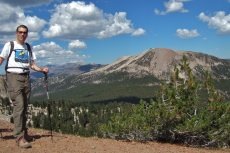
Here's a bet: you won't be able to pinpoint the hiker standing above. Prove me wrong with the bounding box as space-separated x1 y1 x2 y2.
0 25 49 148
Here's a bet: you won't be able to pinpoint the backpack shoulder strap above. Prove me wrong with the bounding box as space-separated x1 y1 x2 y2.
25 43 31 52
5 41 14 72
25 42 32 58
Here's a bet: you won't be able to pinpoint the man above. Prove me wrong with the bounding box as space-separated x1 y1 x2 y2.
0 25 49 148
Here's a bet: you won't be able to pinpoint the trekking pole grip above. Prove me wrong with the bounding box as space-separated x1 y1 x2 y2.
44 72 48 81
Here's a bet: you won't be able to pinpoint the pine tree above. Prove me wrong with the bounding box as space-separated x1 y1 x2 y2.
100 55 230 148
155 55 200 132
204 70 222 102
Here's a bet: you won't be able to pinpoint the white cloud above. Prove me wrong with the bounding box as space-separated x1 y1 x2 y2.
131 28 146 36
97 12 135 39
1 0 54 8
198 12 210 22
0 2 46 44
42 1 143 40
198 11 230 35
68 40 87 50
0 35 15 45
176 29 200 38
155 0 189 15
177 0 191 1
33 42 89 65
154 9 160 15
26 32 40 43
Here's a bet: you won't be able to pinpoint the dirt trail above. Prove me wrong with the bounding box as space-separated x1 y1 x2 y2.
0 120 229 153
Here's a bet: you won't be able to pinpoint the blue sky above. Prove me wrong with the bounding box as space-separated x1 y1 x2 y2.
0 0 230 74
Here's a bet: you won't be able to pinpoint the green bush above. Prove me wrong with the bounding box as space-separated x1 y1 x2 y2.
100 55 230 148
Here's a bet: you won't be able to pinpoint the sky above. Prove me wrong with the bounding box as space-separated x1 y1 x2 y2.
0 0 230 74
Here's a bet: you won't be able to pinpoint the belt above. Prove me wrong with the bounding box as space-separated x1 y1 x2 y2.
7 72 30 75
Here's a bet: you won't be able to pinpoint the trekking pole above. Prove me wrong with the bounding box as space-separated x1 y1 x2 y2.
44 72 53 142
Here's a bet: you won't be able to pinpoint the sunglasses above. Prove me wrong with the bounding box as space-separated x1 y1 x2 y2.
17 31 28 34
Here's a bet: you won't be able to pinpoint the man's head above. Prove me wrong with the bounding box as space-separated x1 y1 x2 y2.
16 25 28 44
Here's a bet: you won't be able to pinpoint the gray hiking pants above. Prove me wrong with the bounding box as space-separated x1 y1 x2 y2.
6 72 31 142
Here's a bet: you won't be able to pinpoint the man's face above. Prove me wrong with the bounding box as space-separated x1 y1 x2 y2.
16 27 28 43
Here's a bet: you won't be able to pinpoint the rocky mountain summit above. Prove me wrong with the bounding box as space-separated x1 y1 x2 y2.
89 48 230 80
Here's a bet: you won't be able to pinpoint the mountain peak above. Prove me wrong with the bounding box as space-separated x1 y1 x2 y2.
91 48 230 80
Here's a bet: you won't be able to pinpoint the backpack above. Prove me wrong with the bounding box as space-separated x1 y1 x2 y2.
5 41 32 72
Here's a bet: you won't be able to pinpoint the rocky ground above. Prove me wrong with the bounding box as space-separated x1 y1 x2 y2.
0 120 229 153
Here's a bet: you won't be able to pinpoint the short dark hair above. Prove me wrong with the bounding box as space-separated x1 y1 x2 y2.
16 25 29 33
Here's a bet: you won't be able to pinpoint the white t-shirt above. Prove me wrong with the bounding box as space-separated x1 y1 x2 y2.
0 41 36 73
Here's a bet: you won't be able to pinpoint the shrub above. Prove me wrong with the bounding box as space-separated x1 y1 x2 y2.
100 55 230 148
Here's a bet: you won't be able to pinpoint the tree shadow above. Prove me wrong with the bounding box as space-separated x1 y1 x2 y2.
0 128 14 140
0 128 52 141
90 96 157 104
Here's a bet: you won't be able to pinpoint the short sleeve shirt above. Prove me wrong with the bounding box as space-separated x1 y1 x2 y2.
0 41 36 73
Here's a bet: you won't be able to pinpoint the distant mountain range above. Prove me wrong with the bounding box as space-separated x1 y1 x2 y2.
1 48 229 102
30 63 104 81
